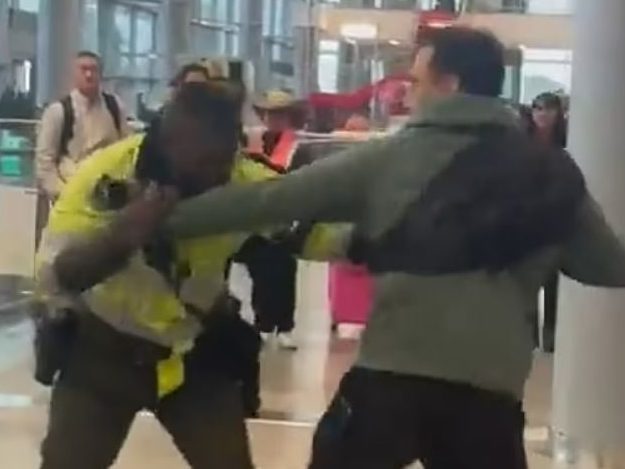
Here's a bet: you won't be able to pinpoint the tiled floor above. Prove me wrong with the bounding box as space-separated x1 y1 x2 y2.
0 264 601 468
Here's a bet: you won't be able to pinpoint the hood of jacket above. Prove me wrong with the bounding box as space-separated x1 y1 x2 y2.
410 94 519 130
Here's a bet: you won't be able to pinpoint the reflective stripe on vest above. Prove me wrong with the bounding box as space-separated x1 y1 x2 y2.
269 130 298 170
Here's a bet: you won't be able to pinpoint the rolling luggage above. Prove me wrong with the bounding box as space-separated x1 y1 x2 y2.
328 262 372 326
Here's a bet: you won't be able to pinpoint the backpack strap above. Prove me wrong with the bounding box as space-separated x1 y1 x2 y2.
102 92 122 135
58 93 122 159
351 126 586 275
58 95 74 159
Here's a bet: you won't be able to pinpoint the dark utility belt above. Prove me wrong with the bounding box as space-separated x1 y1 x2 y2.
33 292 254 386
74 313 171 366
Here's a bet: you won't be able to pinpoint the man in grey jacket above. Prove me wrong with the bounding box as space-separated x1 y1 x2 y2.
162 28 625 468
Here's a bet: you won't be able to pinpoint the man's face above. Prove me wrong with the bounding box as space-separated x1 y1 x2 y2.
74 56 101 97
161 115 237 197
409 46 459 112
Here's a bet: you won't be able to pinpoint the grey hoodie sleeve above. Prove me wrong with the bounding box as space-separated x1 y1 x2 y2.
169 141 381 239
561 196 625 287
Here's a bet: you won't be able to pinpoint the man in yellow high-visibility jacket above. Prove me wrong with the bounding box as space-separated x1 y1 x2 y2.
36 83 350 469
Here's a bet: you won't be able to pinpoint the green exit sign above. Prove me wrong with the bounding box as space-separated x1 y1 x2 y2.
0 155 22 177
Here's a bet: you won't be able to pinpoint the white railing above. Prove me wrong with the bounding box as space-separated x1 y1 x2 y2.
0 118 39 125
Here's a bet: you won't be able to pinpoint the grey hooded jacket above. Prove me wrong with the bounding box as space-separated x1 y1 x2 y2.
169 94 625 398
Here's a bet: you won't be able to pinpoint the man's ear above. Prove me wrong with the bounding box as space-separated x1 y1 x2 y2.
438 74 461 94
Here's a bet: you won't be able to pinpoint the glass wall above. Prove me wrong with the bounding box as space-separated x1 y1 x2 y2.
521 48 572 103
12 0 39 12
322 0 419 7
319 0 572 13
82 0 99 52
191 0 242 58
105 3 157 80
261 0 295 89
461 0 572 14
318 39 340 93
527 0 571 15
100 2 159 115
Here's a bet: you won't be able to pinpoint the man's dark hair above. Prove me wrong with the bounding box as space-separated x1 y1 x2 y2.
165 81 240 140
422 27 505 97
170 63 210 88
76 50 102 67
136 83 240 185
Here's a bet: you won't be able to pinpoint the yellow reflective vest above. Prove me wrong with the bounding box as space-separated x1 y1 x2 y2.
36 134 350 397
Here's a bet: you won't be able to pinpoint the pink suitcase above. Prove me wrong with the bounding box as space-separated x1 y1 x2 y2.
328 262 373 325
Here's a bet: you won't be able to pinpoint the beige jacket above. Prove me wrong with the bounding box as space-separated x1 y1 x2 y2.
36 89 129 198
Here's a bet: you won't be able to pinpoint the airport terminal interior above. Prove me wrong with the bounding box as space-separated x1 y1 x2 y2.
2 0 625 468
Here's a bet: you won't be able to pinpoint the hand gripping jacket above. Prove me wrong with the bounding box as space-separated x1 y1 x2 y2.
36 134 350 397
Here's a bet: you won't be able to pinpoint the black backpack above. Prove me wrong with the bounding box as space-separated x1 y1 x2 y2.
349 125 587 275
57 92 122 157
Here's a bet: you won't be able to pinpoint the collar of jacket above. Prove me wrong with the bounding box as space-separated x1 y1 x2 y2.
409 94 518 129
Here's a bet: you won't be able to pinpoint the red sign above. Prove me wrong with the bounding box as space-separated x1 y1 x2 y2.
308 74 412 111
415 10 457 45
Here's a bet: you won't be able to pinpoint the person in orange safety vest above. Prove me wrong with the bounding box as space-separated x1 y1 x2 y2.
233 90 308 350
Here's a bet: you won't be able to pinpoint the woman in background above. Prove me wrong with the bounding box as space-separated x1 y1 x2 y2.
530 92 567 149
528 92 568 352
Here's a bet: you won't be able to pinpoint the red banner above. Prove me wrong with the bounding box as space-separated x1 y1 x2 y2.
415 9 457 45
308 74 412 111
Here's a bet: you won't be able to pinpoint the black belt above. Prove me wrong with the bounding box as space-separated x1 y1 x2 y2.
75 313 172 366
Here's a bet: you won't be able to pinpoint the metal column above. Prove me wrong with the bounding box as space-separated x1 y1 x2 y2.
293 0 317 97
158 0 192 83
36 0 83 105
240 0 264 92
0 0 10 92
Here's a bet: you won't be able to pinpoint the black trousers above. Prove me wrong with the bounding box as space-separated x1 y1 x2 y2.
310 368 527 469
234 236 297 333
40 314 253 469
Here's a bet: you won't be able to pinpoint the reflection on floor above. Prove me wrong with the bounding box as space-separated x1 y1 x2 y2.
0 263 574 468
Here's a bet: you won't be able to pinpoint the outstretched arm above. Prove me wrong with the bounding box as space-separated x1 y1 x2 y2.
561 196 625 287
53 187 177 293
169 140 384 239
